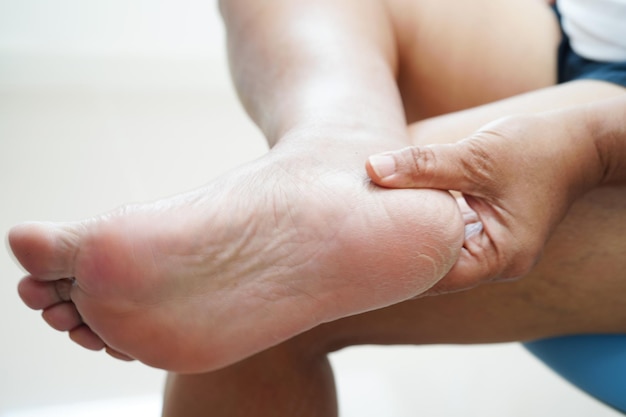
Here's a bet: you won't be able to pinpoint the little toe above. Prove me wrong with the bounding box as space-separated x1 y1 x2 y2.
18 277 75 310
69 325 106 351
42 302 82 331
8 222 81 280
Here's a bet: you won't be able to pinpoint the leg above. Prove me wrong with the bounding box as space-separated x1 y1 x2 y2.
8 0 564 373
163 341 338 417
7 0 619 379
11 0 474 374
9 0 562 376
388 0 561 120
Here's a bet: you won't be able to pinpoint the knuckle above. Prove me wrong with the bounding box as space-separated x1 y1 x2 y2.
403 146 438 182
461 139 495 186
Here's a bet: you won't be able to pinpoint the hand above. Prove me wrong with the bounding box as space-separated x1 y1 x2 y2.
366 113 602 293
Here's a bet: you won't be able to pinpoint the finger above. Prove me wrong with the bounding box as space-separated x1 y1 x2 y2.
424 252 493 296
423 221 504 295
366 143 481 192
457 196 480 226
426 214 539 295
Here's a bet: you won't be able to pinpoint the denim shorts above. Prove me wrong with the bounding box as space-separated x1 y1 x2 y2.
554 6 626 87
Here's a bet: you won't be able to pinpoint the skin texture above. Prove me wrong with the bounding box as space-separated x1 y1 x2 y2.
162 89 626 416
9 0 467 373
9 150 462 372
6 0 626 414
161 0 626 416
368 95 626 290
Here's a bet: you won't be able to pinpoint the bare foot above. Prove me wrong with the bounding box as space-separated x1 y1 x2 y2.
8 148 463 372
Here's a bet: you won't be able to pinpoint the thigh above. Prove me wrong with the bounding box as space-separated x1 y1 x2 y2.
386 0 561 120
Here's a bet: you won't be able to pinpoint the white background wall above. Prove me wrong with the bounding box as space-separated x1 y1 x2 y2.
0 1 621 416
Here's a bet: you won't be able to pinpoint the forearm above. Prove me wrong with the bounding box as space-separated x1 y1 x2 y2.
219 0 408 152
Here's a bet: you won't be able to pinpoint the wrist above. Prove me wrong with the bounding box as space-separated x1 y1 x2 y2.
263 87 409 149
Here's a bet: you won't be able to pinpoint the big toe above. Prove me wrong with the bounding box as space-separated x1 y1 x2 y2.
8 222 81 280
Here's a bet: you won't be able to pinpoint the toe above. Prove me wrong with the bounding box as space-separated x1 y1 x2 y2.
69 325 106 351
106 347 135 361
18 277 75 310
8 222 81 280
42 302 82 331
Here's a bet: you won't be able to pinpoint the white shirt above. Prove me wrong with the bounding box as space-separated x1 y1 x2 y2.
558 0 626 62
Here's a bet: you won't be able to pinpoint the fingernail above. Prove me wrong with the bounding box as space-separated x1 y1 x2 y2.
464 221 483 238
368 154 396 179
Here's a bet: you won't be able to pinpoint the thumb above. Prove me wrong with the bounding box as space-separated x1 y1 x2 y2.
366 143 476 192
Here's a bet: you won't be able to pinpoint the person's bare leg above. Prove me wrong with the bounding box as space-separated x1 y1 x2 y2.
13 80 621 376
387 0 561 121
8 0 568 374
162 340 338 417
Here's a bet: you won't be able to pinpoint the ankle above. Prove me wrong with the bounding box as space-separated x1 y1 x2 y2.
270 125 411 167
